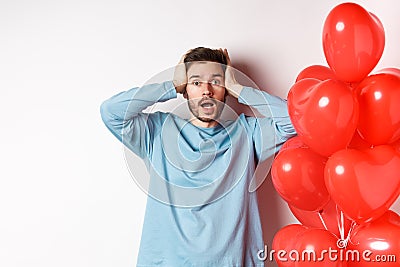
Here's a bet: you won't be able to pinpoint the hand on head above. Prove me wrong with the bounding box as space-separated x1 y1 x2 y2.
173 54 188 94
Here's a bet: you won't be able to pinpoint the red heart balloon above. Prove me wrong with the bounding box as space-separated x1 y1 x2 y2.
375 67 400 78
296 65 337 82
369 11 385 37
356 73 400 145
325 145 400 224
288 79 359 157
294 228 344 267
289 199 353 238
322 3 385 82
271 146 330 211
272 224 308 267
280 136 307 151
347 210 400 267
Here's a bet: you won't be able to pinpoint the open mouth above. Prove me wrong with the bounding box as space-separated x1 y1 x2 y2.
199 99 217 115
200 102 215 108
199 98 216 107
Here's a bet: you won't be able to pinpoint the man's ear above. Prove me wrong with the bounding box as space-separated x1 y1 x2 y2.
183 89 188 99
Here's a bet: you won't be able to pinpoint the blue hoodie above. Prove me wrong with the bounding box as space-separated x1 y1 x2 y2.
100 81 295 266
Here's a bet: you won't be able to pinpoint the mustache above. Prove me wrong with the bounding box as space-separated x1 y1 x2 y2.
198 97 218 105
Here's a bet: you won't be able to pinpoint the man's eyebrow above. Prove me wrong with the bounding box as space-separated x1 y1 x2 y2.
188 74 201 80
188 74 224 80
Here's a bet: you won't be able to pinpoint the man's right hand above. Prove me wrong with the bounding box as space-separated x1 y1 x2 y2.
173 54 187 94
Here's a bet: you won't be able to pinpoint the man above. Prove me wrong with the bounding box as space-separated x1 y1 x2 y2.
100 47 295 266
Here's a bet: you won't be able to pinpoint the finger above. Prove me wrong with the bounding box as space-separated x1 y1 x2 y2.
178 54 185 64
223 48 231 66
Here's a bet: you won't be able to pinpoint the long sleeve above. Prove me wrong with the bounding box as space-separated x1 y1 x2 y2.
238 87 296 161
100 81 177 158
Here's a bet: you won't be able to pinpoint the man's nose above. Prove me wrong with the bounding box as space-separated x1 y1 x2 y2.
202 82 213 96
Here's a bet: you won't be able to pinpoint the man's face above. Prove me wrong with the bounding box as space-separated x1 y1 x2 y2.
185 61 226 126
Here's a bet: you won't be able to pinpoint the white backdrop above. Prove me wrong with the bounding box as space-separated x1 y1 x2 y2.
1 0 400 266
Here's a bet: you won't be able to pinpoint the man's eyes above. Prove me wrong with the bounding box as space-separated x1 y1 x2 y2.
210 79 221 85
191 80 221 86
192 81 202 86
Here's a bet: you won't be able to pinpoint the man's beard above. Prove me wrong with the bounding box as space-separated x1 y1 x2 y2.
187 97 226 123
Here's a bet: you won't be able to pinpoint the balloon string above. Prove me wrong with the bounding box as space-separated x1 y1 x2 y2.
317 211 328 231
345 221 357 245
338 208 345 240
335 206 348 249
335 208 357 249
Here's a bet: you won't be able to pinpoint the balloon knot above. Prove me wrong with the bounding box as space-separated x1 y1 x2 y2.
336 239 348 249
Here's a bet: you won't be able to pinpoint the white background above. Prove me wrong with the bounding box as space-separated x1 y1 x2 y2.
1 0 400 266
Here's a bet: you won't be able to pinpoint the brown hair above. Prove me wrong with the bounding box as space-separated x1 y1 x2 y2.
184 47 227 71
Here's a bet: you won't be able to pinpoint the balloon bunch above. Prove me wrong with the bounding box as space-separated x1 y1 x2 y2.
271 3 400 267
